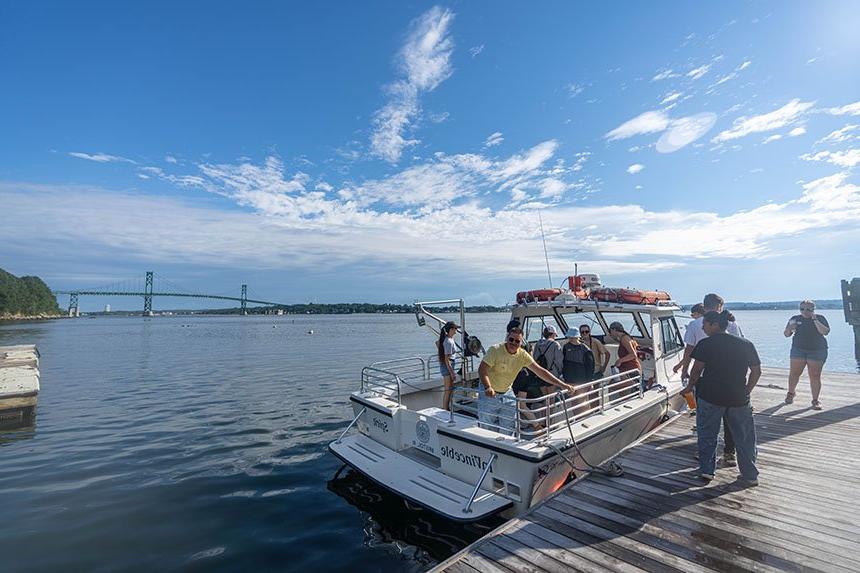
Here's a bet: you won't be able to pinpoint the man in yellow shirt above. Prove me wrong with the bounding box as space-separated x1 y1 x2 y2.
478 327 572 435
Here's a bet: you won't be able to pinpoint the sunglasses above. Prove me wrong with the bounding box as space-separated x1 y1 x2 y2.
580 329 590 334
800 307 814 311
506 337 523 344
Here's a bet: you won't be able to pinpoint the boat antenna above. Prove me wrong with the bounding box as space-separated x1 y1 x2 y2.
538 210 553 288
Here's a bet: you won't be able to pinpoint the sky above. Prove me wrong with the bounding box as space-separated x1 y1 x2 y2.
2 1 859 311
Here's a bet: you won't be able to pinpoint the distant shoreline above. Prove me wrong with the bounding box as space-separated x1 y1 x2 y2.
49 299 846 317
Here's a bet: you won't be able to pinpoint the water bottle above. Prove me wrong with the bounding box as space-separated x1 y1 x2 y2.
682 376 697 412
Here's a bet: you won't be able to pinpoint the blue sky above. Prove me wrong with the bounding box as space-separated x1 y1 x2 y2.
2 1 859 310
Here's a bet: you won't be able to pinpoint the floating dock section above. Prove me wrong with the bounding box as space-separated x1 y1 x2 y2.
432 366 860 573
0 345 40 426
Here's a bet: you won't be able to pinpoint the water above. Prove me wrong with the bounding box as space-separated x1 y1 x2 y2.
0 310 856 572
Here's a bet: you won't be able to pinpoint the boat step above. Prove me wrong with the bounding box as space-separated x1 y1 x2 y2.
329 434 512 522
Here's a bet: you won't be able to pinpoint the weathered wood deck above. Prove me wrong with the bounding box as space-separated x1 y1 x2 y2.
432 366 860 573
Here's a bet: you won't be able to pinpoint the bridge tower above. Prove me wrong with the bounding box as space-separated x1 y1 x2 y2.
143 271 154 316
241 284 248 315
68 293 79 317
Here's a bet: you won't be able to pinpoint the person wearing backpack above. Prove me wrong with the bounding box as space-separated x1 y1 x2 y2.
531 325 563 391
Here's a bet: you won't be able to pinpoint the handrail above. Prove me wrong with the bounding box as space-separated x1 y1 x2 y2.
450 369 644 440
337 407 366 443
463 452 497 514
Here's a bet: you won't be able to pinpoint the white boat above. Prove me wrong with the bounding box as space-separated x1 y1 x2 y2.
329 275 689 522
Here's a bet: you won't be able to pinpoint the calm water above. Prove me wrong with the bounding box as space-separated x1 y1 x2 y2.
0 310 856 572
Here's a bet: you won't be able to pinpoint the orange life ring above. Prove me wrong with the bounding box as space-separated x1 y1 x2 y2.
589 288 671 305
516 288 563 304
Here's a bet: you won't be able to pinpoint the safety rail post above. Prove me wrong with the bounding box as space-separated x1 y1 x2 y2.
599 379 607 413
638 374 644 398
336 407 366 443
463 452 498 514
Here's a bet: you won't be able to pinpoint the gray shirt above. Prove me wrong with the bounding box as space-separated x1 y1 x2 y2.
532 338 563 378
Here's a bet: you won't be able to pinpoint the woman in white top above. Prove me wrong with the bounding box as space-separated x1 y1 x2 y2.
438 321 459 410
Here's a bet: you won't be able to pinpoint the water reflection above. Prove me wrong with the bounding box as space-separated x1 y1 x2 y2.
327 466 502 564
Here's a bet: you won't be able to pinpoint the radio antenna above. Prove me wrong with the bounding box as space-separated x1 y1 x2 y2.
538 211 553 288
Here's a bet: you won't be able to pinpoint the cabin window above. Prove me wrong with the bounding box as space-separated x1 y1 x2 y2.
600 312 646 338
659 317 684 353
523 316 565 343
561 311 605 339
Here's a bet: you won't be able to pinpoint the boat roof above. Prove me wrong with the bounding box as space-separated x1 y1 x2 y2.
511 298 681 316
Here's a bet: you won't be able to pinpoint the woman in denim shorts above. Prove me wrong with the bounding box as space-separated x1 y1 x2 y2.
784 300 830 409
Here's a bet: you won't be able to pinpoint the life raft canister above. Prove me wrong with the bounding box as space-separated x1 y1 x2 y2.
589 287 672 305
566 275 590 299
516 288 563 304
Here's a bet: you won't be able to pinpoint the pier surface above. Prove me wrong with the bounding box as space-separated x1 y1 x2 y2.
432 366 860 573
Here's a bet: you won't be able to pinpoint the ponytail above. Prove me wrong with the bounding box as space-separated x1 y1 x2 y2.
437 329 447 363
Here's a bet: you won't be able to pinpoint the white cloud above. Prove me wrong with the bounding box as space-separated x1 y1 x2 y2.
651 69 678 81
656 113 717 153
712 99 815 143
828 101 860 116
736 60 752 71
429 111 450 123
370 7 455 163
660 92 682 105
5 169 860 283
469 44 484 58
567 83 584 97
816 124 859 145
788 127 806 137
762 134 783 144
626 164 644 174
713 73 737 86
800 149 860 168
68 152 135 164
165 155 178 164
537 178 568 199
484 132 504 147
687 64 710 80
605 111 670 141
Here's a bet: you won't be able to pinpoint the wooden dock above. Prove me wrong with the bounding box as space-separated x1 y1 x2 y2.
432 367 860 573
0 345 40 426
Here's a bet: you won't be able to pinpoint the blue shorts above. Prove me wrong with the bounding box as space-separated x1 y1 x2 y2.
790 347 828 363
439 360 456 378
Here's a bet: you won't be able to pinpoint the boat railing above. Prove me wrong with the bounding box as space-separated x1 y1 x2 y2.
450 370 643 441
361 357 429 404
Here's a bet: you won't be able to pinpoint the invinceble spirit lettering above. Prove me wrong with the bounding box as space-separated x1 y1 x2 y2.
440 445 494 472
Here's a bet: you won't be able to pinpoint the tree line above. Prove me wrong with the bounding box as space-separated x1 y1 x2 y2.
0 268 62 317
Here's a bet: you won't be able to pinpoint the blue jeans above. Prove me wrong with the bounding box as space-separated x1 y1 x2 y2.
696 396 758 480
478 387 516 435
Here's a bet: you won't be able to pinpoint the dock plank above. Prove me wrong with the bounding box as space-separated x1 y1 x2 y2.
432 367 860 573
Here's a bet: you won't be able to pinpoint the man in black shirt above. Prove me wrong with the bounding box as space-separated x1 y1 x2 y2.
684 310 762 484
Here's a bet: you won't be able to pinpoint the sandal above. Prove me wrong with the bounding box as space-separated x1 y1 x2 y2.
785 391 795 404
812 400 822 410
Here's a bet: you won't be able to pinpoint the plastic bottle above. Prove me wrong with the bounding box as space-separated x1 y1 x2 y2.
682 376 696 411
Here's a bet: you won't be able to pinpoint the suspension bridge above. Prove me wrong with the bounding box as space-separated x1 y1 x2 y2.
53 271 287 316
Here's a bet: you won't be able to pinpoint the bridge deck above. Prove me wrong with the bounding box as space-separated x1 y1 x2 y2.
432 366 860 573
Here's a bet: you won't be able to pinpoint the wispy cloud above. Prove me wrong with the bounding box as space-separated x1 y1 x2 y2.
788 127 806 137
469 44 484 58
68 152 135 164
605 111 671 141
651 69 678 81
828 101 860 116
800 149 860 169
736 60 752 71
369 6 455 163
567 83 585 97
606 110 716 153
687 64 711 80
660 92 682 105
484 132 504 147
165 155 178 164
816 124 859 146
712 99 815 143
627 164 644 174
